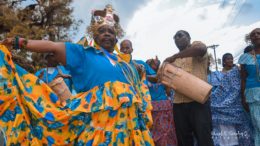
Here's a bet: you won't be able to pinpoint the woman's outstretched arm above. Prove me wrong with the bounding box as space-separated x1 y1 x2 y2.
1 38 66 65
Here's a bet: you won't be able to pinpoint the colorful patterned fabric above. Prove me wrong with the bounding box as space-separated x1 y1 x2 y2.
150 100 177 146
147 66 177 146
0 45 154 145
208 66 254 146
133 59 177 145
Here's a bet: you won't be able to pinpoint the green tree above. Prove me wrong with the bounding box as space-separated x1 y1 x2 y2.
0 0 82 72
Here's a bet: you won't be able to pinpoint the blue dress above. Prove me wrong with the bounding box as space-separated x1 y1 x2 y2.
239 53 260 146
208 66 254 146
0 44 154 145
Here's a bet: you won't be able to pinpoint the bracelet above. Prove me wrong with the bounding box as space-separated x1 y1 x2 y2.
12 36 20 50
12 36 28 50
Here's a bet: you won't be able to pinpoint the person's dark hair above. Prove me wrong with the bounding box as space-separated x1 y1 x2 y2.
222 53 233 67
174 30 191 40
244 45 254 53
120 39 132 48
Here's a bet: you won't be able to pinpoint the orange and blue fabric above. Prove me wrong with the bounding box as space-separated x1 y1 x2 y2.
0 44 154 146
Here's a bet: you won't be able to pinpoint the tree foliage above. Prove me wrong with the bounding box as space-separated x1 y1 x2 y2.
0 0 82 72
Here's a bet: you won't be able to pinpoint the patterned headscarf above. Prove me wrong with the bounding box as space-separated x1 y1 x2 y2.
87 4 124 39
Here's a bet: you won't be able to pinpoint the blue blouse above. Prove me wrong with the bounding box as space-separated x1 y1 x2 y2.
65 42 129 93
238 53 260 88
239 53 260 102
148 83 168 101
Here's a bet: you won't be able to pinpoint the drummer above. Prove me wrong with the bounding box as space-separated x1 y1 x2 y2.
164 30 213 146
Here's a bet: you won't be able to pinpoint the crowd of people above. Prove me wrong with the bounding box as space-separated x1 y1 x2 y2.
0 4 260 146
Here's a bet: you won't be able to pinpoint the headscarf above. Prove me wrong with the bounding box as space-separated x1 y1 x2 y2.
86 4 124 39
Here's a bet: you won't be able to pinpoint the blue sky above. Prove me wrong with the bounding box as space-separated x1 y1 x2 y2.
231 0 260 25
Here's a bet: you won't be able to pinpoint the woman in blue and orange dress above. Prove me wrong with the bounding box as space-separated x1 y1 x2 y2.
0 5 154 146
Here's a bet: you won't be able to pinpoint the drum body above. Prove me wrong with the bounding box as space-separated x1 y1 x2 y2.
48 77 72 102
161 63 212 104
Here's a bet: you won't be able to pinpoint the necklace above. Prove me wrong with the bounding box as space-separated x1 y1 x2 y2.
96 43 143 97
118 61 143 97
